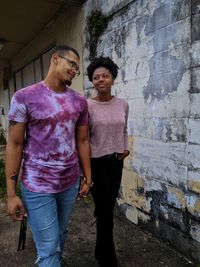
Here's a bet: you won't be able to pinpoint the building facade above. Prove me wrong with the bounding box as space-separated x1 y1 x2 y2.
0 1 85 134
0 0 200 262
83 0 200 262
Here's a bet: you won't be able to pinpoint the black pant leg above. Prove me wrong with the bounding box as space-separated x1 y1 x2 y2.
91 157 123 266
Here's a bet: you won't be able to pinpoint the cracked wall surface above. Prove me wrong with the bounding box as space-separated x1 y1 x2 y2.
83 0 200 262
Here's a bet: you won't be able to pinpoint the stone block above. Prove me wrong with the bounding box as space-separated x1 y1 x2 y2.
170 45 191 71
188 170 200 194
121 169 138 190
190 219 200 243
129 117 188 143
127 189 151 213
116 79 149 101
153 18 190 53
138 210 151 223
145 3 171 34
143 70 187 103
192 0 200 15
159 204 188 233
191 41 200 67
171 0 191 22
192 14 200 41
166 185 186 209
128 118 153 140
191 68 200 93
190 93 200 116
132 137 187 188
145 179 163 192
125 204 138 225
188 144 200 170
186 193 200 217
188 119 200 145
143 74 190 118
138 175 145 191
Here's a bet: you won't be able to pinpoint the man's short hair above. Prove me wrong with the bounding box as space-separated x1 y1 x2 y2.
52 45 80 58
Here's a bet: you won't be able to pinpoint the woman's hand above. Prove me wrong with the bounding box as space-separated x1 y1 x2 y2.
78 177 93 199
117 150 130 160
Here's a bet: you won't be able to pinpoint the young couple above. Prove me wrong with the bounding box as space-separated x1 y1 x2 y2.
6 45 129 267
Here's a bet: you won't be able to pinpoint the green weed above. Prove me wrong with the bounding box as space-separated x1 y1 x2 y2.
0 159 21 199
0 159 6 198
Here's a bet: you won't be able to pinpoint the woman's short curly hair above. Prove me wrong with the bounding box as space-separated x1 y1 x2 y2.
87 56 119 82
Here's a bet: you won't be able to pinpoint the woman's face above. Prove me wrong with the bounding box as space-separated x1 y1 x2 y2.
92 67 114 95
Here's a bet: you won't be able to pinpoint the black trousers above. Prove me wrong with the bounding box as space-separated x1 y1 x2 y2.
91 154 123 267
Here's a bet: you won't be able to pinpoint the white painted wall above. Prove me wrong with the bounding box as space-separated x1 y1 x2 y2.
83 0 200 261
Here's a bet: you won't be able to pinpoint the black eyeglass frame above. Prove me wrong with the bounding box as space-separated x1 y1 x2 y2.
59 55 80 76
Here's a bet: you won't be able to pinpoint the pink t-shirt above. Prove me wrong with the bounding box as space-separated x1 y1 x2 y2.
88 97 129 158
8 81 88 193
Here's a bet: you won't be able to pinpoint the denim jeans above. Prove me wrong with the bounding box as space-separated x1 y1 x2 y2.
21 178 80 267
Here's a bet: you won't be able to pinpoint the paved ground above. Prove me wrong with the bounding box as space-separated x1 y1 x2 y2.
0 196 196 267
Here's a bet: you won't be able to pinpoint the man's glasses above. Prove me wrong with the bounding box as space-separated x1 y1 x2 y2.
59 55 80 76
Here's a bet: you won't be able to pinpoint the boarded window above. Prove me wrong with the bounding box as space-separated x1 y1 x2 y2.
14 45 55 91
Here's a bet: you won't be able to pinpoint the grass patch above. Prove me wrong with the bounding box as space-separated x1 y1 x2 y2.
0 159 21 199
0 127 7 145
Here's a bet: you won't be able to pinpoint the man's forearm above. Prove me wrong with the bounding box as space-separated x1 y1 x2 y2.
77 140 92 184
6 143 23 197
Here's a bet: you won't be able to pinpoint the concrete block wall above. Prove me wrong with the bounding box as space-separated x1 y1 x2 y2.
83 0 200 262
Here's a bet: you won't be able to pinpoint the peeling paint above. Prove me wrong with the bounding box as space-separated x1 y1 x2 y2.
167 185 186 209
187 194 200 217
143 53 186 103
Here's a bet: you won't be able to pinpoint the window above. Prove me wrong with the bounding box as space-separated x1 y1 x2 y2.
14 45 55 91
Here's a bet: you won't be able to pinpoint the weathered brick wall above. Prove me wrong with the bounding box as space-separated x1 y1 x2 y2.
83 0 200 261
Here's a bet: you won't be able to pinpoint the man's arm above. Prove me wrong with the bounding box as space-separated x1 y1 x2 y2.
76 125 92 197
6 121 26 221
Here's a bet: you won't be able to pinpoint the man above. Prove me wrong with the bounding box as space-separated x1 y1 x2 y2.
6 45 92 267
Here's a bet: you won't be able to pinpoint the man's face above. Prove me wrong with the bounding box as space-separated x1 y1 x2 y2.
54 50 80 85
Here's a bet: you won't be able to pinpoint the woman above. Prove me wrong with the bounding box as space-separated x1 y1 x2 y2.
87 57 130 267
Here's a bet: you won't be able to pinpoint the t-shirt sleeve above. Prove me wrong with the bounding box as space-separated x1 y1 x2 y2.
76 98 88 126
8 92 28 123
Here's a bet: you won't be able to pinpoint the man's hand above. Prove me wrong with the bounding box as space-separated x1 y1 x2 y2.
7 196 27 221
78 178 93 199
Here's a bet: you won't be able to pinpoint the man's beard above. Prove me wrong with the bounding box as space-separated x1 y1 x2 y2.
65 80 72 86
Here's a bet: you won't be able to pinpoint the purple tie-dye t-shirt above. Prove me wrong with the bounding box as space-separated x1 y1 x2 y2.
8 81 88 193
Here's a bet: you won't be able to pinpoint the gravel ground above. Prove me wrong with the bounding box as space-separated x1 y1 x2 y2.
0 197 195 267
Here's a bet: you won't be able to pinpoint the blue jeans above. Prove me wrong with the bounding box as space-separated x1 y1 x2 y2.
21 178 80 267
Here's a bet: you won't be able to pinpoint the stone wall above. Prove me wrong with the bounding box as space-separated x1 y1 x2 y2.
83 0 200 262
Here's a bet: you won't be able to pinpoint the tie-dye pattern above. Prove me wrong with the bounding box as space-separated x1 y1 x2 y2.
8 81 88 193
